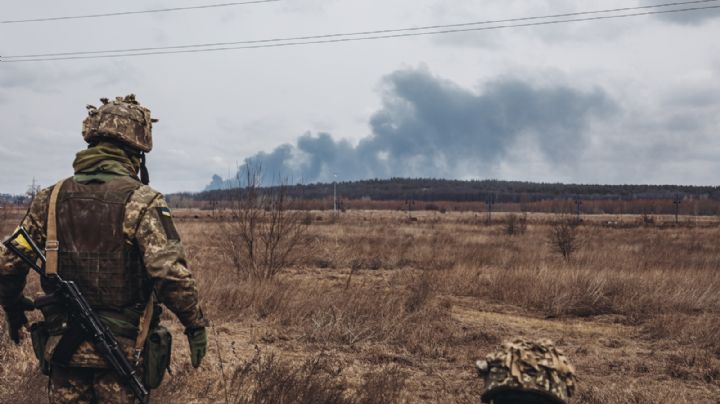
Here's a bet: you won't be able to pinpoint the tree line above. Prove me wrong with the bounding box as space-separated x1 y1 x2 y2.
179 178 720 204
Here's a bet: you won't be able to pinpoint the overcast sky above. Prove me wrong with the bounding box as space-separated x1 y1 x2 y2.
1 0 719 194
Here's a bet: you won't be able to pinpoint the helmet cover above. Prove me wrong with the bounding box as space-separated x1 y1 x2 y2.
476 339 576 404
82 94 157 153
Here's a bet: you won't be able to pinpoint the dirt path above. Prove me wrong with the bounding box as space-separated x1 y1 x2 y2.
448 297 720 403
143 260 720 404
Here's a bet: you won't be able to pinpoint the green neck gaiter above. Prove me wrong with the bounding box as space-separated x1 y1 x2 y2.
73 142 141 183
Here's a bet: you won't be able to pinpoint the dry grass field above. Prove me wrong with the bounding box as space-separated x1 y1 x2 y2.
2 208 720 403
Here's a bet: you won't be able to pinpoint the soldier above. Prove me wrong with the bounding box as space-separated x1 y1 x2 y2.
475 338 576 404
0 95 208 403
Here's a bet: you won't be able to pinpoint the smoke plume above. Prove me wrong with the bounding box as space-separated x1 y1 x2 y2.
208 68 615 189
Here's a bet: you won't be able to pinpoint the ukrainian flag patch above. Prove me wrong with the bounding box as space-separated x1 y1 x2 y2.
156 207 180 241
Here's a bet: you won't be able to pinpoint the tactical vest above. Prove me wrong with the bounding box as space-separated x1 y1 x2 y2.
47 177 150 310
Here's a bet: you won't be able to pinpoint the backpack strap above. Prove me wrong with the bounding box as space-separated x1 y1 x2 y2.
134 293 155 361
45 179 66 276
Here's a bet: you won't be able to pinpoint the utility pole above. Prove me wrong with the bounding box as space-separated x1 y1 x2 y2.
405 198 415 220
333 174 338 215
673 193 682 224
486 193 495 224
27 177 39 203
574 196 583 222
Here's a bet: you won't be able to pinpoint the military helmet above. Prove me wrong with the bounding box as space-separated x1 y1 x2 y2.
476 339 576 404
82 94 157 153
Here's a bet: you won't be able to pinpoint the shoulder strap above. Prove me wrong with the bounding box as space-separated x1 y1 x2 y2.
45 179 67 276
134 294 155 359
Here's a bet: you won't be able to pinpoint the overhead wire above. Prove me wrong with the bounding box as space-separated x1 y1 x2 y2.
2 2 719 62
3 0 718 60
0 0 281 24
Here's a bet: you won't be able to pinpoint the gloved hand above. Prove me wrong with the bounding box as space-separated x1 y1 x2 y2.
185 327 207 368
3 296 34 344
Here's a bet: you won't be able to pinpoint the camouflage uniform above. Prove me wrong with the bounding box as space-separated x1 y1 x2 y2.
476 339 576 404
0 179 206 403
0 95 207 403
50 365 144 404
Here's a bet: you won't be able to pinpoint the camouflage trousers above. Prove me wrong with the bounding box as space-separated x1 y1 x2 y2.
49 365 147 404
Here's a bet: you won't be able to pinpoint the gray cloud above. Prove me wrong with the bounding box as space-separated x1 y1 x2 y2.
0 65 41 90
665 86 720 107
644 0 720 25
209 68 615 188
3 1 718 195
657 9 720 25
0 63 141 98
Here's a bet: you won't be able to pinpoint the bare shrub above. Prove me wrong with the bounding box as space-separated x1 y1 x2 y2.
10 210 718 403
404 271 433 313
231 352 351 404
504 213 528 236
644 313 720 355
223 163 311 280
355 365 408 404
213 275 453 355
438 264 720 322
548 217 580 260
229 352 409 404
641 212 656 226
664 350 720 383
324 228 458 271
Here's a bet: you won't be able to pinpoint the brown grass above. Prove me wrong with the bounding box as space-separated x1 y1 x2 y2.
2 209 720 403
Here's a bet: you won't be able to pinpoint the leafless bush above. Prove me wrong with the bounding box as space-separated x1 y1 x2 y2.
641 212 656 226
223 163 312 280
643 313 720 355
231 352 350 404
229 351 409 404
439 264 720 322
404 272 433 313
548 217 580 260
664 350 720 383
256 277 454 354
355 365 408 404
504 213 528 236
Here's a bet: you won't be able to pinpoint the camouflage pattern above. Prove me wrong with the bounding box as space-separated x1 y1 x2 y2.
50 365 143 404
45 335 138 369
476 339 576 404
126 186 207 329
82 94 155 153
0 175 207 396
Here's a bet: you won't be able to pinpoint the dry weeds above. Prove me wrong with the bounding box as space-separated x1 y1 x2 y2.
2 209 720 403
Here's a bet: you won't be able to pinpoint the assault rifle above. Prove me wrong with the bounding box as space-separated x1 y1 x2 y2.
2 226 149 404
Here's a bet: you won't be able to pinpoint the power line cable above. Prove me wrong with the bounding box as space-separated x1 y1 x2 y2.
0 0 281 24
2 3 718 62
4 0 717 59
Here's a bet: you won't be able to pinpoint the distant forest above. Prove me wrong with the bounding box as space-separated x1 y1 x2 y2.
0 193 29 205
160 178 720 216
178 178 720 203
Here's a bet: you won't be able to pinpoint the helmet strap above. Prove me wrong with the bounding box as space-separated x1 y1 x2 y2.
140 152 150 185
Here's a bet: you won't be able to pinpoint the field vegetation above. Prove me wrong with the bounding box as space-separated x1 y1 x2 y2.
1 206 719 403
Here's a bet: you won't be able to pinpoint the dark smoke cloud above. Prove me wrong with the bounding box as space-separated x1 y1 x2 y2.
208 68 615 189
